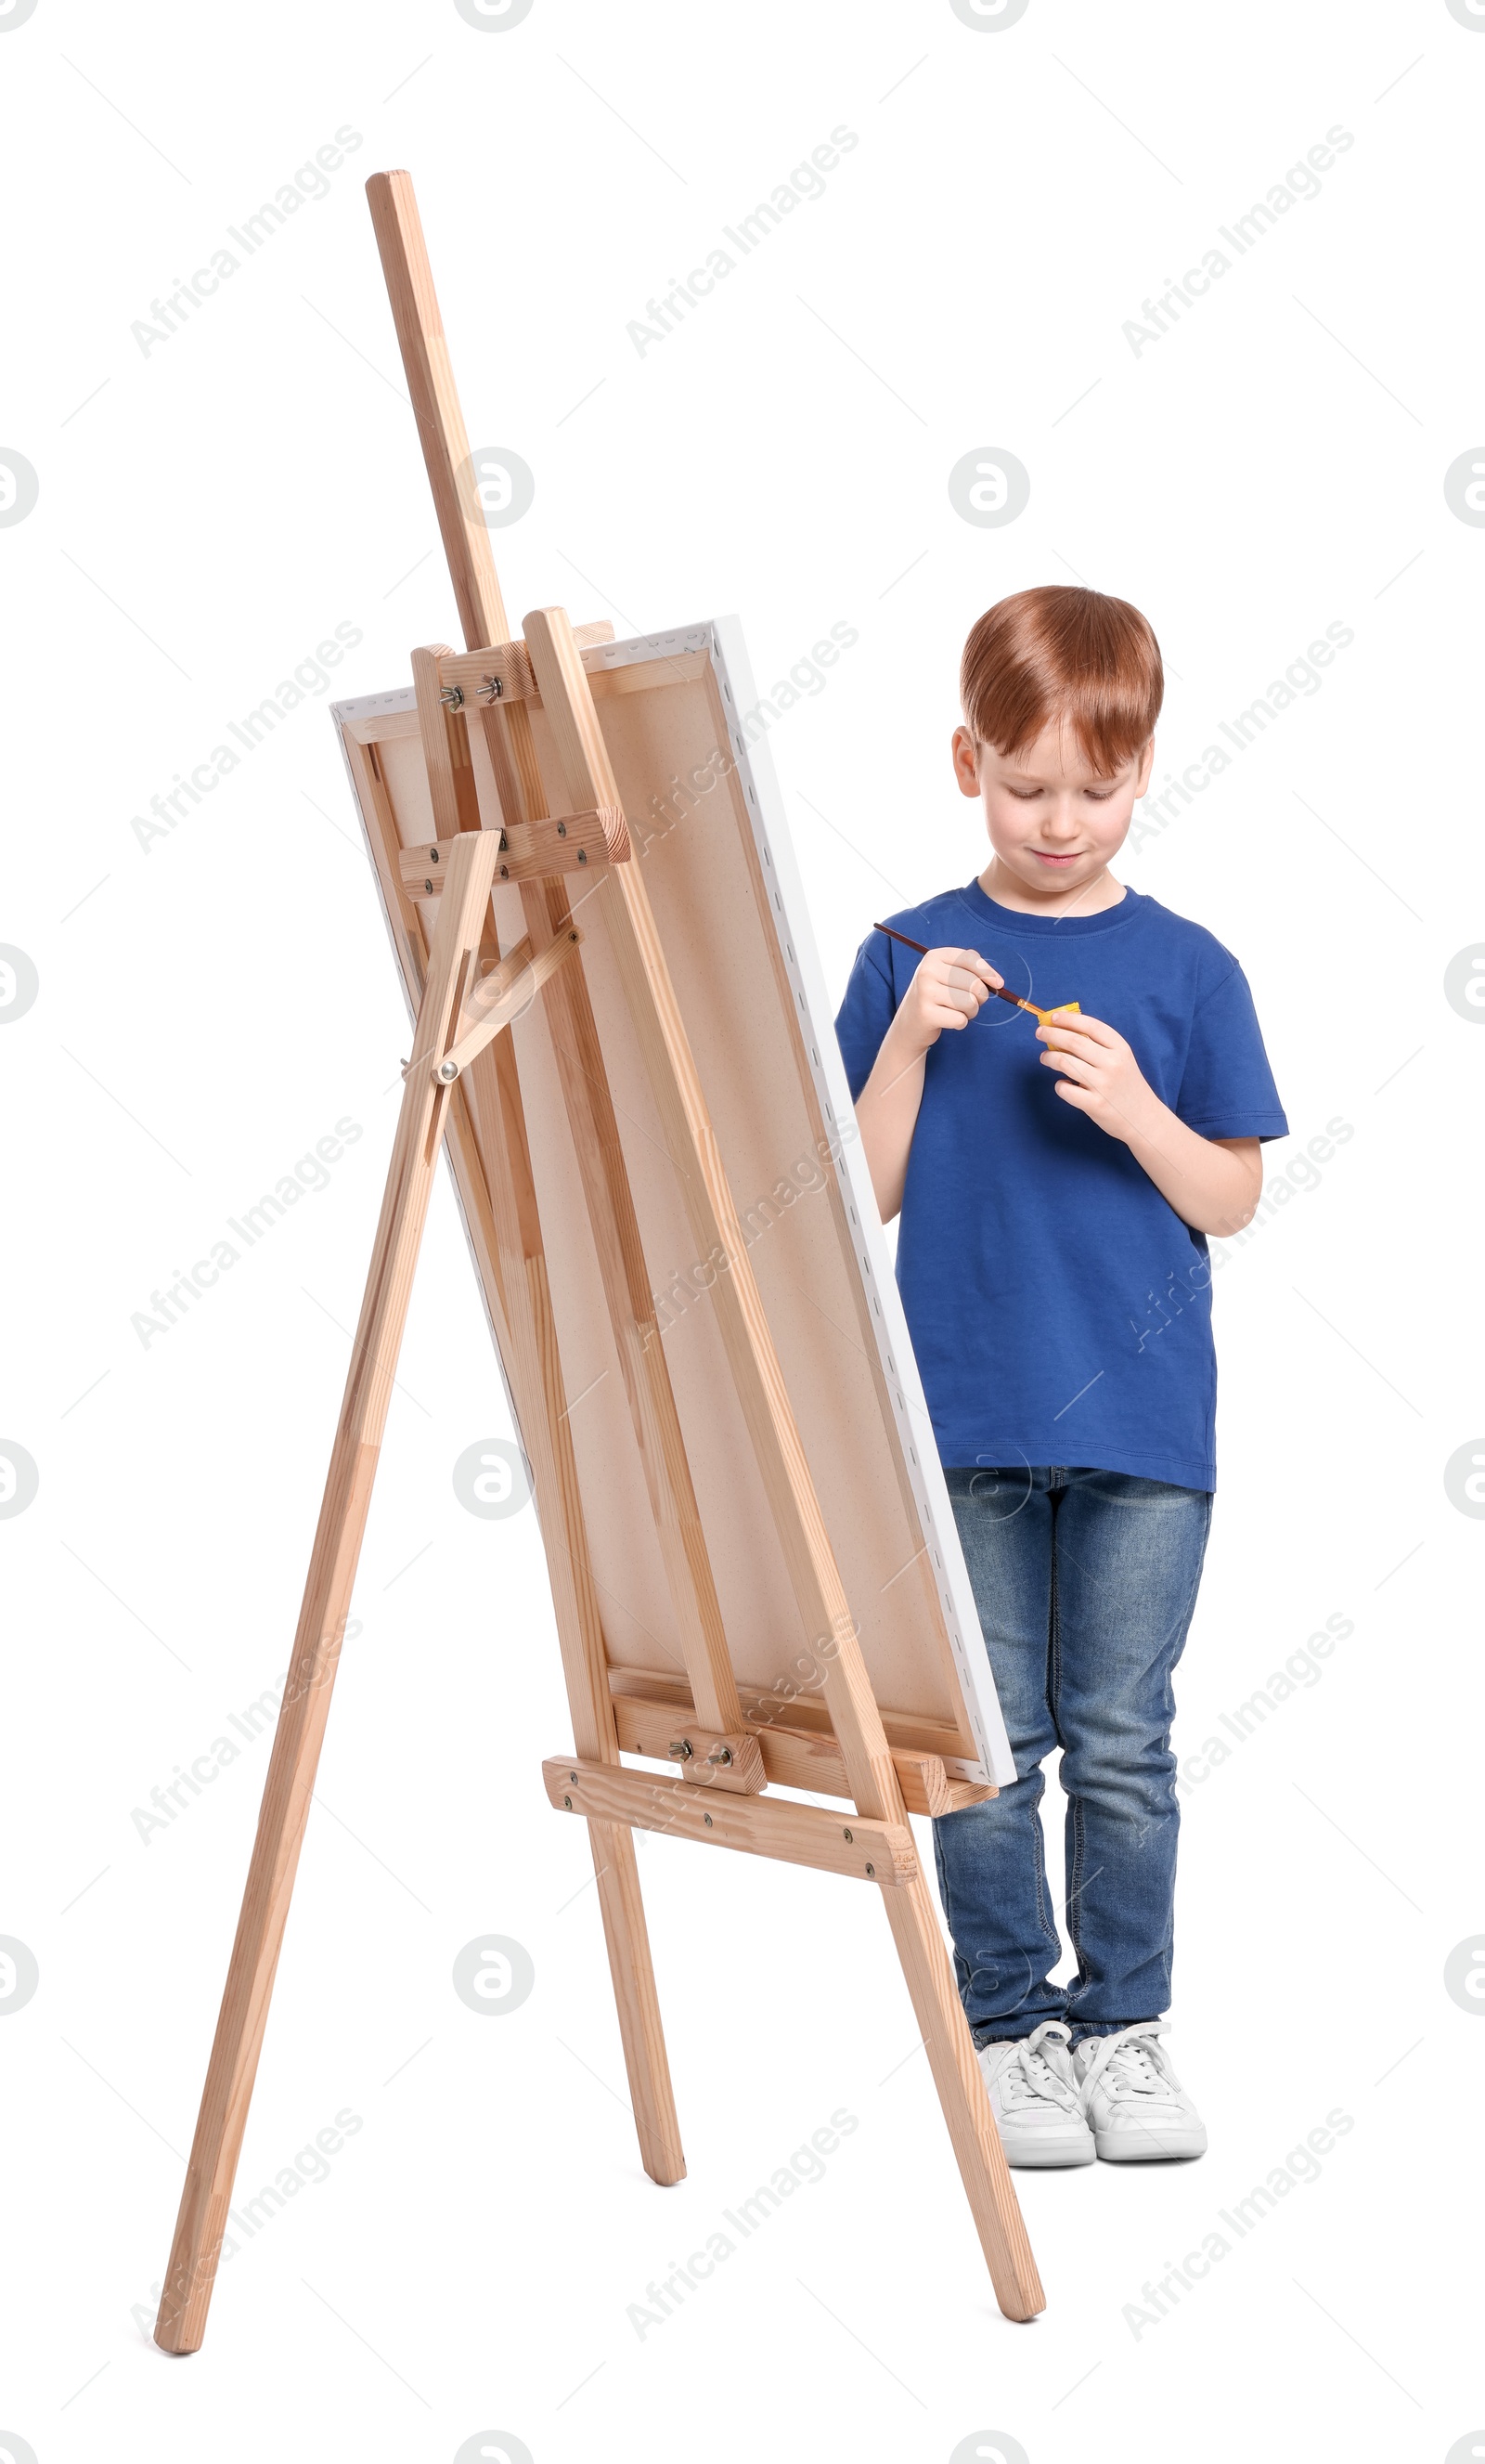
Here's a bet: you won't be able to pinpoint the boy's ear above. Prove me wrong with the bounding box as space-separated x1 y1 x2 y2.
1134 736 1156 795
951 725 982 798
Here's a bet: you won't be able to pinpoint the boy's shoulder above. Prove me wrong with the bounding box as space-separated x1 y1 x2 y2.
1130 891 1247 990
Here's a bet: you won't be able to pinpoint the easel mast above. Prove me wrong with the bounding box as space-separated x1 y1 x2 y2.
153 171 1043 2353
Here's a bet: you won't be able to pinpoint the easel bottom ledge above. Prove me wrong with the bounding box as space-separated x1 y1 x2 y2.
543 1757 917 1885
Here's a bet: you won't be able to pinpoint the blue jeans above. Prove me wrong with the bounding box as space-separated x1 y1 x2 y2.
934 1465 1212 2046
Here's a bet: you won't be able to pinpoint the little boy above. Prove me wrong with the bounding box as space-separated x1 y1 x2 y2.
834 586 1287 2167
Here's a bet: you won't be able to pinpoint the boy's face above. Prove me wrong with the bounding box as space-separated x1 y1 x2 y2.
952 719 1155 904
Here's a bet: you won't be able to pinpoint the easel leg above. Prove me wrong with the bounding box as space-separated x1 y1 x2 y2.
884 1873 1045 2322
588 1821 685 2183
468 1053 685 2187
153 834 499 2354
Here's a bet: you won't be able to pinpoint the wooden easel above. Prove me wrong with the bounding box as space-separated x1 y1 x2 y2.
153 170 1044 2352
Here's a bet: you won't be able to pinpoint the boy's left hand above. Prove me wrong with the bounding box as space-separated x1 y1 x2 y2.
1035 1008 1160 1146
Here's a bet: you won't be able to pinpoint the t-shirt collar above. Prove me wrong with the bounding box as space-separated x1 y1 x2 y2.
956 877 1145 938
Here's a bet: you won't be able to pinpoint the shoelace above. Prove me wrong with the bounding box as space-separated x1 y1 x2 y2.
998 2028 1082 2115
1079 2023 1176 2103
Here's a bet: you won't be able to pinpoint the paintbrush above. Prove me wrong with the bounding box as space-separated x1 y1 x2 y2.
872 922 1079 1025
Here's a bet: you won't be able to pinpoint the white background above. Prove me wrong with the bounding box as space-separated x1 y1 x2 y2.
2 2 1482 2459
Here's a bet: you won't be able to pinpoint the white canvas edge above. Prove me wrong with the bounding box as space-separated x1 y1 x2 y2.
330 620 1015 1790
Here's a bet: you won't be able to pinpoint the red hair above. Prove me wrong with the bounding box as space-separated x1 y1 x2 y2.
959 585 1163 777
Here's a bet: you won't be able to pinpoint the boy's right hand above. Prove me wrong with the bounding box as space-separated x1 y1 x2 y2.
892 946 1004 1056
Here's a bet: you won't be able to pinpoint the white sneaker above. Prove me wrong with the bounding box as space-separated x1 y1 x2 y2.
1073 2021 1207 2161
978 2022 1095 2167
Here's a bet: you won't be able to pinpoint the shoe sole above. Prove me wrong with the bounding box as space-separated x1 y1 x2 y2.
997 2134 1097 2169
1092 2130 1207 2162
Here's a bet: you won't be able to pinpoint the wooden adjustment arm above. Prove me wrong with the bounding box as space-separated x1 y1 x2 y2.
420 927 584 1084
397 809 626 901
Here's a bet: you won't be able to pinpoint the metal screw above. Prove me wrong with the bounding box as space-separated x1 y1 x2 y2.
865 1861 875 1877
499 864 509 878
577 849 588 864
438 1061 458 1082
556 820 567 837
706 1745 733 1768
562 1795 572 1809
480 675 504 701
704 1812 713 1826
667 1739 693 1762
569 1771 577 1782
441 684 465 709
424 880 433 894
429 848 439 862
843 1827 853 1842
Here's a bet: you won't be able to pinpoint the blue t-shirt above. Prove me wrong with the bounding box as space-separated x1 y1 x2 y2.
833 880 1288 1491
